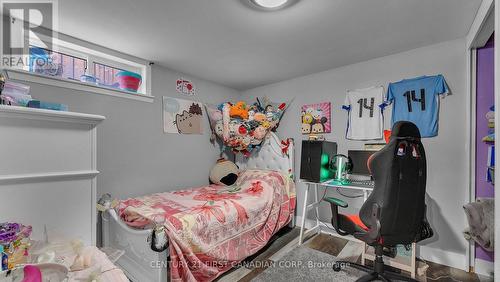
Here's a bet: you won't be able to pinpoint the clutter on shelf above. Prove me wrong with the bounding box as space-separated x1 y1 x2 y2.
80 74 99 85
0 222 33 270
0 74 68 111
115 71 142 93
207 97 288 156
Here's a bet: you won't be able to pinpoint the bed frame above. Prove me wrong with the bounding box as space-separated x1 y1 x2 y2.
101 132 294 282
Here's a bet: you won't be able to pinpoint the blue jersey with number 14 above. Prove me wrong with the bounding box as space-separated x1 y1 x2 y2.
386 75 449 137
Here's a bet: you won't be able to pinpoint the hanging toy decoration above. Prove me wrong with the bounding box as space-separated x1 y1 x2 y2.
206 98 289 157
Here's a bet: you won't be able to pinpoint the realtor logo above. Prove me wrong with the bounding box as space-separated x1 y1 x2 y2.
1 0 57 57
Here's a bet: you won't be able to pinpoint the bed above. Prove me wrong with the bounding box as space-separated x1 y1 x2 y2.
101 132 295 282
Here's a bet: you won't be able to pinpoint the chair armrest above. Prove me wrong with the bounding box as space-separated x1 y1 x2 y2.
324 197 348 235
324 197 348 208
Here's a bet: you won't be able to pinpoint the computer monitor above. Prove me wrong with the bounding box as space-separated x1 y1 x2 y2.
348 150 376 176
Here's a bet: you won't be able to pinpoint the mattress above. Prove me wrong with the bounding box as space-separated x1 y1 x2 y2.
117 169 296 282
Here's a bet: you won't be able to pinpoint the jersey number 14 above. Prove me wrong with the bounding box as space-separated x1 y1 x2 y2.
403 89 426 112
357 97 375 118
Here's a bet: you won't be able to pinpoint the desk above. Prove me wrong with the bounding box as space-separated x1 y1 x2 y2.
298 180 374 245
297 180 416 279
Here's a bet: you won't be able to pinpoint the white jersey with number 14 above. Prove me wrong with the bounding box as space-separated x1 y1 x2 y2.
342 86 384 140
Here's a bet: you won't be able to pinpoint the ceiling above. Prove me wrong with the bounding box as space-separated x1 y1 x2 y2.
57 0 482 90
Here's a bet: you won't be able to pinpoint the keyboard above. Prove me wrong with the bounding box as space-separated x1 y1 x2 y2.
342 179 375 187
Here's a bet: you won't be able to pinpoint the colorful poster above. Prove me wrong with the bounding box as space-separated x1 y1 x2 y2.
163 97 203 134
176 78 196 96
301 102 331 134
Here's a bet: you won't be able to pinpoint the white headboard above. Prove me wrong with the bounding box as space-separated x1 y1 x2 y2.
235 132 294 178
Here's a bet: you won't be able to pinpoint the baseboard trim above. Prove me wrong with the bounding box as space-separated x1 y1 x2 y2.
295 216 468 272
474 258 494 277
417 245 467 271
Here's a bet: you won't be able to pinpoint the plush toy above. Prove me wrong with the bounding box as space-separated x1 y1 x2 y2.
253 125 267 139
261 121 271 129
69 240 92 271
209 158 239 186
248 110 255 121
253 112 266 122
210 98 288 156
214 121 224 136
22 265 42 282
229 102 249 120
302 112 313 124
238 124 248 135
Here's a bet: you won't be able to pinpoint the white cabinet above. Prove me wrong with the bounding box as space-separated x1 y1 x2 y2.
0 106 105 245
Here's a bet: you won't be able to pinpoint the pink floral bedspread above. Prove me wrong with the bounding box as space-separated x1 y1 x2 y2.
117 169 296 282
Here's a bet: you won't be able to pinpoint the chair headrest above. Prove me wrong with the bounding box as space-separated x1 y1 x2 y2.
391 121 421 139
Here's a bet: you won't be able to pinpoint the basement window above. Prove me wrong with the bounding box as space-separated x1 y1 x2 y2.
5 33 152 102
29 46 87 81
93 62 124 88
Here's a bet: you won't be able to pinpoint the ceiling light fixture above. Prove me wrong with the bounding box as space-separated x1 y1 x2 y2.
250 0 290 10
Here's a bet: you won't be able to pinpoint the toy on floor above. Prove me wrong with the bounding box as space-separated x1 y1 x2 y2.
70 240 92 271
209 158 239 186
21 265 42 282
0 222 32 270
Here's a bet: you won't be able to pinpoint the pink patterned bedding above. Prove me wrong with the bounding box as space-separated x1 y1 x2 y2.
117 169 296 282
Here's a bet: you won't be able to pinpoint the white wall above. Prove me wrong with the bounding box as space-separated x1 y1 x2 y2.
7 65 240 199
243 38 469 269
6 37 470 269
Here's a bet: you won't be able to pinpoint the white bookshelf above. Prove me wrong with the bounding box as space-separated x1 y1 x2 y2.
0 105 105 245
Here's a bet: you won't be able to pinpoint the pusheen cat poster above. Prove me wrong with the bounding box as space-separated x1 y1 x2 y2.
301 102 331 135
163 97 203 134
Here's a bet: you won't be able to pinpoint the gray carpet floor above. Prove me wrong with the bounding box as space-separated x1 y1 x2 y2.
252 245 361 282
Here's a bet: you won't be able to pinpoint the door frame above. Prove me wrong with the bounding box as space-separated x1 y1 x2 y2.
465 0 495 275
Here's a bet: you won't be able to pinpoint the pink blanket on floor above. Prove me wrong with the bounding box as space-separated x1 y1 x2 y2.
117 169 296 282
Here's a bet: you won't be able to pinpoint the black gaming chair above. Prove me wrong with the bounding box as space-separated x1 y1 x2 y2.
325 121 433 282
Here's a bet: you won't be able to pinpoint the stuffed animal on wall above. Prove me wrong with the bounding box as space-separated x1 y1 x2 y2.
209 158 239 186
229 102 249 120
253 112 266 123
210 98 288 156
